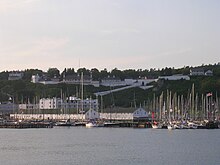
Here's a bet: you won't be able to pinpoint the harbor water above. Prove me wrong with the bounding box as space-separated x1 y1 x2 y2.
0 127 219 165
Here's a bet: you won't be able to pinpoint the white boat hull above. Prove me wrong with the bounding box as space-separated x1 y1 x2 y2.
167 125 175 130
86 122 97 128
152 124 159 129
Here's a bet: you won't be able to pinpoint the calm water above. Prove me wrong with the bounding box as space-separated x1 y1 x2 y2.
0 127 219 165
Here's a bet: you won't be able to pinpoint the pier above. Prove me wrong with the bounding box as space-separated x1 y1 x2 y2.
0 121 53 129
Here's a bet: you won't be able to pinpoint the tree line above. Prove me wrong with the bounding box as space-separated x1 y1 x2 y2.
1 63 220 81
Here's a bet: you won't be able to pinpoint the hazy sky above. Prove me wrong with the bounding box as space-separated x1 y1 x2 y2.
0 0 219 72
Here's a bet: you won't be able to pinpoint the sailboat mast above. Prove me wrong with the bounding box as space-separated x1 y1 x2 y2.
81 72 84 114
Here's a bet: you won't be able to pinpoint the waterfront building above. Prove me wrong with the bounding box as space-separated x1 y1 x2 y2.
0 102 18 114
19 103 39 111
85 109 100 120
39 97 98 111
66 97 98 111
40 98 62 110
133 107 148 118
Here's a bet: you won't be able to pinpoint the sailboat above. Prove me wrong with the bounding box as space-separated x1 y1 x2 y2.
167 91 175 130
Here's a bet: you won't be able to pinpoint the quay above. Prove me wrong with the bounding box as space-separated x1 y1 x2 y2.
0 122 53 129
7 114 220 129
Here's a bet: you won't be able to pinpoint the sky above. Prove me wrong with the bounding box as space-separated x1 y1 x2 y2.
0 0 220 72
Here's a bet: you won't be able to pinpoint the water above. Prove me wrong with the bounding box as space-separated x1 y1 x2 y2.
0 127 219 165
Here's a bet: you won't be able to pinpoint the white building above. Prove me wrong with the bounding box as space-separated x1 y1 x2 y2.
100 77 156 87
19 103 39 111
39 97 98 111
63 75 92 85
205 70 213 76
190 68 205 76
8 72 24 80
66 97 98 111
85 109 100 120
31 75 40 83
158 74 190 81
39 98 62 110
133 107 148 118
31 75 60 85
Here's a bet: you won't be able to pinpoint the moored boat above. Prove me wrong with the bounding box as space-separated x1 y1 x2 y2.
55 119 75 126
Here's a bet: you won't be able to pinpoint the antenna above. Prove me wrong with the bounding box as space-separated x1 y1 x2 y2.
78 59 81 69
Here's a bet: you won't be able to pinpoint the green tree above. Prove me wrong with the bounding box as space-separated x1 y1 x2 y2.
47 68 60 78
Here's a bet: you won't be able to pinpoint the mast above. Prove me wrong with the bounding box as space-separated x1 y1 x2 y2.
181 95 184 121
192 83 195 120
81 72 84 114
195 93 198 120
159 92 163 121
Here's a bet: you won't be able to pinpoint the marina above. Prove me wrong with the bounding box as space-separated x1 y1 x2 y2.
2 113 219 130
0 127 219 165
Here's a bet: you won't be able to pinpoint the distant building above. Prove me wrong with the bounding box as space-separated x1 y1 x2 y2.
158 74 190 81
8 72 24 80
85 109 100 120
39 98 62 110
31 74 60 85
101 77 156 87
31 74 40 83
101 76 125 87
190 68 205 76
66 97 98 111
0 102 18 114
39 97 98 111
133 107 148 118
19 103 39 111
63 74 91 84
205 70 213 76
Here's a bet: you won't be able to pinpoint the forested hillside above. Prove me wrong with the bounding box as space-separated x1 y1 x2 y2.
0 63 220 108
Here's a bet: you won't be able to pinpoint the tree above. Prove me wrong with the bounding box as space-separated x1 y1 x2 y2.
47 68 60 78
23 69 43 81
100 68 109 79
77 68 90 75
111 68 123 80
91 68 100 81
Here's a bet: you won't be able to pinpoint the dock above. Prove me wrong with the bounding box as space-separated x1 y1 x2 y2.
0 122 53 129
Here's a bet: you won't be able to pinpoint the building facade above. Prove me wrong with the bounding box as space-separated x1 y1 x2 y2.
39 98 62 110
39 97 98 111
190 68 205 76
8 72 24 80
0 102 18 114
